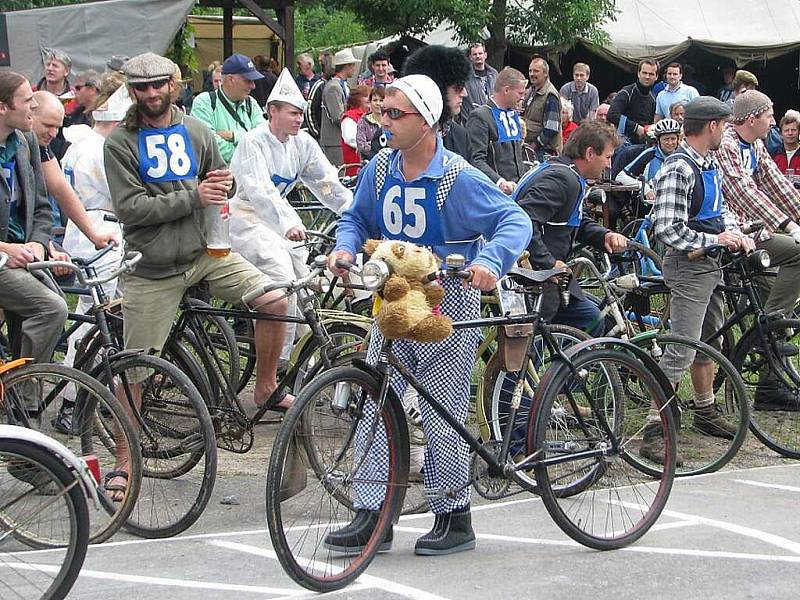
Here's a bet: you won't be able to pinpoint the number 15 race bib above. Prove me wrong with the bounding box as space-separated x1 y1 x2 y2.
138 124 199 183
491 107 522 143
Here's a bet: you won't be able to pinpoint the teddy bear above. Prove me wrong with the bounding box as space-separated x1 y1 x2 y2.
363 239 453 343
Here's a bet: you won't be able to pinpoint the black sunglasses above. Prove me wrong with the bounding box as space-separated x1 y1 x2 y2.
380 107 420 120
131 78 170 92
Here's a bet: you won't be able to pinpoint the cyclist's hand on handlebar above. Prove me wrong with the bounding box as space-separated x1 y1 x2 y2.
90 230 120 250
740 235 756 253
718 230 743 251
466 264 497 291
286 226 307 242
0 242 37 268
604 231 628 253
328 249 354 277
47 242 71 276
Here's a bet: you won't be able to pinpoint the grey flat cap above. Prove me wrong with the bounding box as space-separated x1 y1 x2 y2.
684 96 732 121
123 52 177 84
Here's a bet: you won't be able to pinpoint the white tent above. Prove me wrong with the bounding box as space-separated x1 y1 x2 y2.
2 0 196 82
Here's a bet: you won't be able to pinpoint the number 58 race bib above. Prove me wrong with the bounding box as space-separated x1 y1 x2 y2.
138 124 199 183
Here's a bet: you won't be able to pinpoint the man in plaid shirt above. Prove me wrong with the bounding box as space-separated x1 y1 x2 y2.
714 89 800 410
649 96 755 464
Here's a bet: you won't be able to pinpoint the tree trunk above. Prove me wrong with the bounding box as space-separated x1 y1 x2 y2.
486 0 507 69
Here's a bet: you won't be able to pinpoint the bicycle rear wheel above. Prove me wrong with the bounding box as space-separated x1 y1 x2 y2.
531 348 676 549
1 363 141 544
732 318 800 458
98 354 217 538
633 335 749 476
0 438 89 600
266 366 407 592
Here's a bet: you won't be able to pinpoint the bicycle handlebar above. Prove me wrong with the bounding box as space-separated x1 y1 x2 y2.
241 255 330 305
26 251 142 287
71 242 117 267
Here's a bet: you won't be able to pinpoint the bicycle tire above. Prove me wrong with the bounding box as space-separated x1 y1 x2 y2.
95 353 217 538
1 363 142 544
163 338 216 415
266 365 408 592
731 318 800 458
0 438 89 600
531 347 676 549
181 299 241 395
629 335 749 476
290 322 369 394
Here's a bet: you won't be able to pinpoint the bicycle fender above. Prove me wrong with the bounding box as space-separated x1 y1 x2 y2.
0 424 100 507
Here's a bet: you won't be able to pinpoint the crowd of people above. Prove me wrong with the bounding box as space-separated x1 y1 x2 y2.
2 41 800 558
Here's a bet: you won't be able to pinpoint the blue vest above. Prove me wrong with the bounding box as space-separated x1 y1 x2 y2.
665 147 725 235
512 160 587 227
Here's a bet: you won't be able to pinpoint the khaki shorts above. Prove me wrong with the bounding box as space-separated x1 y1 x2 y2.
121 251 267 353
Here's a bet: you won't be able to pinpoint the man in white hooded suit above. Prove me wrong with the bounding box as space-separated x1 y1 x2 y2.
229 68 352 385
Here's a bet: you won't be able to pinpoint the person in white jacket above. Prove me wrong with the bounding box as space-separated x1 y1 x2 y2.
229 68 352 393
57 84 130 436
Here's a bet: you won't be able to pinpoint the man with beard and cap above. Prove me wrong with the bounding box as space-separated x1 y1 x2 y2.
648 96 755 463
715 90 800 411
103 53 294 489
403 44 471 158
327 74 531 556
228 68 352 368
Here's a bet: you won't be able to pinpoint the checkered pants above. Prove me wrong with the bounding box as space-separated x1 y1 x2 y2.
353 279 481 514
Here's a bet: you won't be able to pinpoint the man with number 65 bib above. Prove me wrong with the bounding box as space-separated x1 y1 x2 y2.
328 74 531 556
104 53 291 442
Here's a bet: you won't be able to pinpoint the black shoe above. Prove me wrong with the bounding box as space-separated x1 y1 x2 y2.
324 509 392 555
414 505 476 556
693 404 737 439
6 461 51 491
754 382 800 411
638 423 684 467
52 401 76 435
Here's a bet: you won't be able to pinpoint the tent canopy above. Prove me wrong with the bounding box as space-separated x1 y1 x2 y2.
3 0 196 82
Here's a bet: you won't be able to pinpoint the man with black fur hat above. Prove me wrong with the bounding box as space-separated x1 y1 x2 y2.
403 44 471 158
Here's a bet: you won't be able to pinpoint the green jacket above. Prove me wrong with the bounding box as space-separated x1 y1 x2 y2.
104 106 233 279
189 88 265 164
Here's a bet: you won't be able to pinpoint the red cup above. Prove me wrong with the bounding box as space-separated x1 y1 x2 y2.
84 454 101 485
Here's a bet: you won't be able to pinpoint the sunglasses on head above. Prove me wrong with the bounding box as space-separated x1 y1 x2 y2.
380 107 420 120
131 78 170 92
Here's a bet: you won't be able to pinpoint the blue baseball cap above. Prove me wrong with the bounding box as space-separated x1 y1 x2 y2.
221 54 264 80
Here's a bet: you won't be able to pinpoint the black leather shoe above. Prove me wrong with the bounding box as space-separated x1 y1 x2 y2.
324 509 392 555
754 382 800 411
414 505 476 556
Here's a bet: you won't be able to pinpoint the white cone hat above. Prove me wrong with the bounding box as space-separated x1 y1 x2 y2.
267 68 307 111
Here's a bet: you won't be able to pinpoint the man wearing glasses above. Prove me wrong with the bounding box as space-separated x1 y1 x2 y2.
103 53 290 488
328 74 531 556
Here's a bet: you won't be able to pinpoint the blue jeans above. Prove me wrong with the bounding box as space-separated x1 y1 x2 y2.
553 293 605 337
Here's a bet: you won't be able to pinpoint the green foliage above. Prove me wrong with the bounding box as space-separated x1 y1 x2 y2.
165 22 199 76
332 0 491 41
506 0 616 47
295 4 375 51
3 0 83 9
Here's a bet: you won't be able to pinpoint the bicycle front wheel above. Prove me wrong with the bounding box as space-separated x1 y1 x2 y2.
0 363 142 544
0 438 89 600
99 354 217 538
266 365 408 592
531 348 676 549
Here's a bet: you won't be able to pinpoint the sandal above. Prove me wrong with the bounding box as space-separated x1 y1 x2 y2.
103 469 129 503
254 387 294 416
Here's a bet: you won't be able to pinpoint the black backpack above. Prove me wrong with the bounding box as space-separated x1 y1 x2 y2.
304 78 327 140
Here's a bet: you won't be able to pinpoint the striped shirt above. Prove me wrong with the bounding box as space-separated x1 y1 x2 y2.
714 122 800 235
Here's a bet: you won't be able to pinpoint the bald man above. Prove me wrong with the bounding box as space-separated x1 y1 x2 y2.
32 91 117 254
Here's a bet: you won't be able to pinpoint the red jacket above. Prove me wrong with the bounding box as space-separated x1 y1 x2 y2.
340 108 365 176
771 145 800 174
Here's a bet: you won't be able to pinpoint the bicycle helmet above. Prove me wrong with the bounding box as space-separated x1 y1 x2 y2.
653 118 682 137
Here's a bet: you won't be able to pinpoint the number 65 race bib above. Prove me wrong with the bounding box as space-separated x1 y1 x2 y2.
138 124 199 183
377 175 444 246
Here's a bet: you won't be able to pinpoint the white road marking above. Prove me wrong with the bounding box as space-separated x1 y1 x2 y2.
0 561 304 595
211 539 454 600
734 479 800 493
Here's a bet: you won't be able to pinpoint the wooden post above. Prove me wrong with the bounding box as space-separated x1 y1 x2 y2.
223 0 234 59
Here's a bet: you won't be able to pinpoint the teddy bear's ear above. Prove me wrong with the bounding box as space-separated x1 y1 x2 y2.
391 243 406 258
363 239 380 256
